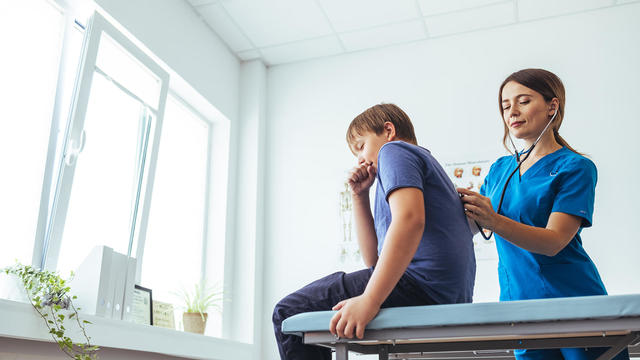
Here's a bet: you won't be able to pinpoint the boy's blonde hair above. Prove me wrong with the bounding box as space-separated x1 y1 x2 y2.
346 103 418 149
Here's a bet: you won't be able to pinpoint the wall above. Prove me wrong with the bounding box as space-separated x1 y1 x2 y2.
94 0 240 121
0 337 184 360
261 3 640 358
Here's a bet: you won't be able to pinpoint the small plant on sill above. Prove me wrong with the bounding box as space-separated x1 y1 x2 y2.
175 280 223 334
3 263 99 360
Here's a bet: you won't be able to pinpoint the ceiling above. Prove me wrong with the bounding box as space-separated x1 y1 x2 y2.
186 0 636 66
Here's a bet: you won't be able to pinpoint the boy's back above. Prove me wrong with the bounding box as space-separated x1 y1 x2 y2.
375 141 475 304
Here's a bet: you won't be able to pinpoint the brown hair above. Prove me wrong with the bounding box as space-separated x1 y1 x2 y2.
498 68 581 154
346 103 417 149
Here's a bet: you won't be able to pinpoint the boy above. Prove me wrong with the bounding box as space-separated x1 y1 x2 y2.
272 103 475 360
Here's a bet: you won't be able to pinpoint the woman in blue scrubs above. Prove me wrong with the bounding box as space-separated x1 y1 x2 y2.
457 68 629 360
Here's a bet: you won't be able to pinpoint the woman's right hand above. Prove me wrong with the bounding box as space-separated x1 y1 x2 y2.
348 163 376 197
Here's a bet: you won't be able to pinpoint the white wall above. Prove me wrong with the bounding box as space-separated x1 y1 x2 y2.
261 3 640 358
94 0 240 121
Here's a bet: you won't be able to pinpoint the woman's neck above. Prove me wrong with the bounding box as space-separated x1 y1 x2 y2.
523 131 562 159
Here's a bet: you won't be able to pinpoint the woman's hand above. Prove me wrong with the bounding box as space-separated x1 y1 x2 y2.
348 163 376 197
329 295 380 339
457 187 499 231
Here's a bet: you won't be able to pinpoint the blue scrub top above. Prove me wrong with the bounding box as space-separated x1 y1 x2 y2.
481 147 607 301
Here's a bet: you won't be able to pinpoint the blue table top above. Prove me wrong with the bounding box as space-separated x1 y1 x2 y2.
282 294 640 335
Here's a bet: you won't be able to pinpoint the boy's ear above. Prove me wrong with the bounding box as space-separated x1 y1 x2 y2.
384 122 396 141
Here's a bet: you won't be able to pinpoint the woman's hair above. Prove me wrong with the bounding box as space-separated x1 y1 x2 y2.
498 68 581 154
346 103 418 149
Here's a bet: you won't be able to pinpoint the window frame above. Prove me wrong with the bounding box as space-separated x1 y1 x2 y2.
4 0 239 347
41 11 170 272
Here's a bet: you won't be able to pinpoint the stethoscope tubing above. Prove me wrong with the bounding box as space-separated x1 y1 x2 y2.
474 109 558 241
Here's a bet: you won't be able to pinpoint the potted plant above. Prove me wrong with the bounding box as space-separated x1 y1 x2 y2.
176 281 223 334
2 263 99 359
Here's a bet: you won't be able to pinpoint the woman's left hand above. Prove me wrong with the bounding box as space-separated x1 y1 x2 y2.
457 187 499 231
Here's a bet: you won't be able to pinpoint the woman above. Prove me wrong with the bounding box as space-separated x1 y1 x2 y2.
458 68 629 360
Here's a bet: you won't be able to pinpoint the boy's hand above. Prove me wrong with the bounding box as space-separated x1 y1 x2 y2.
348 163 376 196
329 295 380 339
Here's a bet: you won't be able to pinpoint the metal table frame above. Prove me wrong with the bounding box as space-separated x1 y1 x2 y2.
301 316 640 360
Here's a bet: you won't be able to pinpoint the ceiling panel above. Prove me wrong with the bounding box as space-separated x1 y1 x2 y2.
237 49 261 61
197 4 254 52
418 0 509 16
340 20 426 52
187 0 221 6
186 0 633 65
518 0 614 21
222 0 334 47
318 0 420 33
260 35 344 65
425 2 514 37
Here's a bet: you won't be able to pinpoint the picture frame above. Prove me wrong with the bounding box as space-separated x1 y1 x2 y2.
131 284 153 325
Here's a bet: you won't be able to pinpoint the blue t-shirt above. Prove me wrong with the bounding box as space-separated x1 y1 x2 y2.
480 147 607 301
374 141 476 304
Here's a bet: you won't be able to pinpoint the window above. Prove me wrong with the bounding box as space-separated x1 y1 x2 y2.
44 13 169 278
142 95 220 335
0 3 232 342
0 0 64 268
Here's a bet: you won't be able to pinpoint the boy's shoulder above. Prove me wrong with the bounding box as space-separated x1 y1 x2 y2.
378 141 437 176
379 140 429 158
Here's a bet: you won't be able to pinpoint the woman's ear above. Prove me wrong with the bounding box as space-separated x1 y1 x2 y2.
384 122 397 141
548 98 560 117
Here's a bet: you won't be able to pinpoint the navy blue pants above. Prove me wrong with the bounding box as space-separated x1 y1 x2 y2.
272 268 437 360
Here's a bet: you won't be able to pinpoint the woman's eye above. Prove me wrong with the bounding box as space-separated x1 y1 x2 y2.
503 106 511 110
519 100 530 105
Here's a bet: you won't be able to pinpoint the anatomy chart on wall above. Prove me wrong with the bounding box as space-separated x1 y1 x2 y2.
444 159 498 260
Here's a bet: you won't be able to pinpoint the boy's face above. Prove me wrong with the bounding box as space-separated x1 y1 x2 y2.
350 130 391 170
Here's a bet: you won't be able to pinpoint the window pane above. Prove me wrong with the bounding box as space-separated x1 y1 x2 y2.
96 33 160 110
48 24 85 227
56 73 146 276
142 96 211 331
0 0 63 268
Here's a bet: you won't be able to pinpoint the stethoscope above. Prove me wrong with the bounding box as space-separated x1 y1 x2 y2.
476 108 558 241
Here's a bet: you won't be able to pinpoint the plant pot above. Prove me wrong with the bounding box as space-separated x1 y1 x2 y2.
183 312 208 334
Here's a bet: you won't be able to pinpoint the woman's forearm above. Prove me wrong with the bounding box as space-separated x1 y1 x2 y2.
493 214 573 256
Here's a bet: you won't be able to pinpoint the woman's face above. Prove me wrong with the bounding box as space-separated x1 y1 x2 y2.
501 81 556 142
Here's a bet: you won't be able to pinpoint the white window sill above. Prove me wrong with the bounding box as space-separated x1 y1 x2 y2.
0 298 252 359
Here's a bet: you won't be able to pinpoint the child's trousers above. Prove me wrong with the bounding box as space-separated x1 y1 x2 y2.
272 268 437 360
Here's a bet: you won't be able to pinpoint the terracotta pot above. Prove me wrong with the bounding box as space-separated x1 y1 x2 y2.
183 312 208 334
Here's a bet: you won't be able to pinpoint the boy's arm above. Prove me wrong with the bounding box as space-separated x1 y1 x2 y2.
352 192 378 267
330 187 425 339
348 163 379 267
